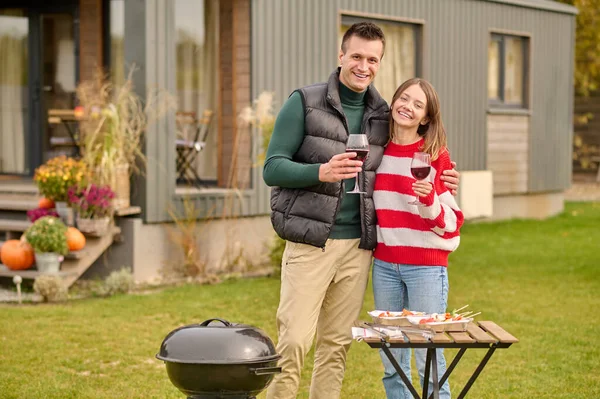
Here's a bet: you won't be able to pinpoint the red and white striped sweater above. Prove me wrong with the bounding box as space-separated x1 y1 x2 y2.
373 139 464 267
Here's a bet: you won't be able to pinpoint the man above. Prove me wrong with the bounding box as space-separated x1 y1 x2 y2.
263 22 459 399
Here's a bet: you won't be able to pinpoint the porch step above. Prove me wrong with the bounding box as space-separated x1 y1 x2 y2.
0 226 120 288
0 183 38 195
0 220 32 239
0 195 40 211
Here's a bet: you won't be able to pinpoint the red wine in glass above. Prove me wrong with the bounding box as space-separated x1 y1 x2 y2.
409 152 431 205
345 134 369 194
411 166 431 180
346 149 369 162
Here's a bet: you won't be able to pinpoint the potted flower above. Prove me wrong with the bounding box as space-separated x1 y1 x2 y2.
33 156 88 225
24 216 69 274
27 208 59 223
68 184 115 235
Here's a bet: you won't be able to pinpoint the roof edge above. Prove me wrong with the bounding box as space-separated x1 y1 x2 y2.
481 0 578 15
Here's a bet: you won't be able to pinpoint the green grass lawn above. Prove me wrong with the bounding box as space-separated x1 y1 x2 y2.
1 202 600 399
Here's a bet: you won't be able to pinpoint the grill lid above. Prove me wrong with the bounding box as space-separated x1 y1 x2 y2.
156 318 279 364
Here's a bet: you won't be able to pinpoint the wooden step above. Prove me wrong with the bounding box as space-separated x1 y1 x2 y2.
0 219 32 233
0 227 120 288
61 227 121 287
0 195 40 211
0 183 38 195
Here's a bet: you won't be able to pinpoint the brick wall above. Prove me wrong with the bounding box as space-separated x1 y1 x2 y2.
79 0 103 82
218 0 251 188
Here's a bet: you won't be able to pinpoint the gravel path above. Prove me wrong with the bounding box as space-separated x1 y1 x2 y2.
0 287 41 303
564 181 600 202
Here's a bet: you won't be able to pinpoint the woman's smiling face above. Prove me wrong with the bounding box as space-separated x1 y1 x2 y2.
391 84 428 130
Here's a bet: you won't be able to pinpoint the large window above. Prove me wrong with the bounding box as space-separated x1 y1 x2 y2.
488 33 528 108
175 0 219 184
340 16 421 104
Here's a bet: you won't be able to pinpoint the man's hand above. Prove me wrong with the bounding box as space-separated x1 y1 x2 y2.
319 152 363 183
441 161 460 196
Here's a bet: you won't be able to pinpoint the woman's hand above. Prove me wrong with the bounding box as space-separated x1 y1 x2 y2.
413 180 433 198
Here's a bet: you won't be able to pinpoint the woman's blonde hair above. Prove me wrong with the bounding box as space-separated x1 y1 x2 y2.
389 78 447 160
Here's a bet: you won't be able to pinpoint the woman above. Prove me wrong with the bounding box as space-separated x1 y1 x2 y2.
372 78 464 399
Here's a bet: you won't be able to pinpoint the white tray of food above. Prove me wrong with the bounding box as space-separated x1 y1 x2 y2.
407 313 474 332
368 309 429 326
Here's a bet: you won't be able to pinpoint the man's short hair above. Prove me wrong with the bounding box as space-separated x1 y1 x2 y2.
341 22 386 57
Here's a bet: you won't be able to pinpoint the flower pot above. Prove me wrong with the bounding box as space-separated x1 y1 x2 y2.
76 216 111 236
55 201 75 226
35 252 62 274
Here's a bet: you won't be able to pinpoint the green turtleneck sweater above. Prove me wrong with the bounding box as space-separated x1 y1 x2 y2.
263 83 365 239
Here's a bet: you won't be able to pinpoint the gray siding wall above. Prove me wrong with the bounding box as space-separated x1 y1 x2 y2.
252 0 575 194
138 0 575 222
126 0 177 223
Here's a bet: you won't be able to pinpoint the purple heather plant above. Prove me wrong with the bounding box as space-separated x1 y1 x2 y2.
67 184 115 219
27 208 60 223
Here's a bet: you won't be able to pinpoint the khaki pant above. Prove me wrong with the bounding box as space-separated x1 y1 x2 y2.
266 238 373 399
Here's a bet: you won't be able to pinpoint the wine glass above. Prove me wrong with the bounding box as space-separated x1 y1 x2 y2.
345 134 369 194
409 152 431 205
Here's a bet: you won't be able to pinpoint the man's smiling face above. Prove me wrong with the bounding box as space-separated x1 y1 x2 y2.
338 35 383 93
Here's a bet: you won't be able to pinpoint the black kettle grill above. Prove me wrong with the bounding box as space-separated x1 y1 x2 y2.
157 318 281 399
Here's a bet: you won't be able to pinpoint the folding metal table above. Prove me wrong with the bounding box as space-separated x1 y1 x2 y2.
360 321 518 399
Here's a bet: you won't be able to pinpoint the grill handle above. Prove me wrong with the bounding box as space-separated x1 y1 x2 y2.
249 366 282 376
199 318 232 327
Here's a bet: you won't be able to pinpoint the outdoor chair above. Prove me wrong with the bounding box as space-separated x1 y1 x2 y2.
176 109 214 186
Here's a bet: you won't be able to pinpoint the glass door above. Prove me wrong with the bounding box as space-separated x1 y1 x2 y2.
0 9 29 175
0 6 77 176
40 12 77 163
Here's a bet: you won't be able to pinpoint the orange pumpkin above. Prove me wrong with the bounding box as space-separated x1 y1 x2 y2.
0 239 35 270
38 197 55 209
65 227 86 251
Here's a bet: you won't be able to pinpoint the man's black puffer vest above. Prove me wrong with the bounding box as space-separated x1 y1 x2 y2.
270 69 389 250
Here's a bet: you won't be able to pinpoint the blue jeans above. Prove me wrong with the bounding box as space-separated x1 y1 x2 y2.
372 258 451 399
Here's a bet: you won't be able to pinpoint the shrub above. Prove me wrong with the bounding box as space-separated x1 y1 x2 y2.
33 275 68 302
104 268 135 296
269 235 286 271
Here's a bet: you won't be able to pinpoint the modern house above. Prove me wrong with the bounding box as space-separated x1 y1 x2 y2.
0 0 577 283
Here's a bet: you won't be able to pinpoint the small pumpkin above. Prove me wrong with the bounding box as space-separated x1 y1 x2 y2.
38 197 55 209
0 239 35 270
65 227 86 252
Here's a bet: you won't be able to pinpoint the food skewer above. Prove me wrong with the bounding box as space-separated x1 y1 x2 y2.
453 305 469 313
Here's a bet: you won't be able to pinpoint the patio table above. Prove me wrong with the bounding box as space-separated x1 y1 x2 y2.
358 320 518 399
48 109 84 157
